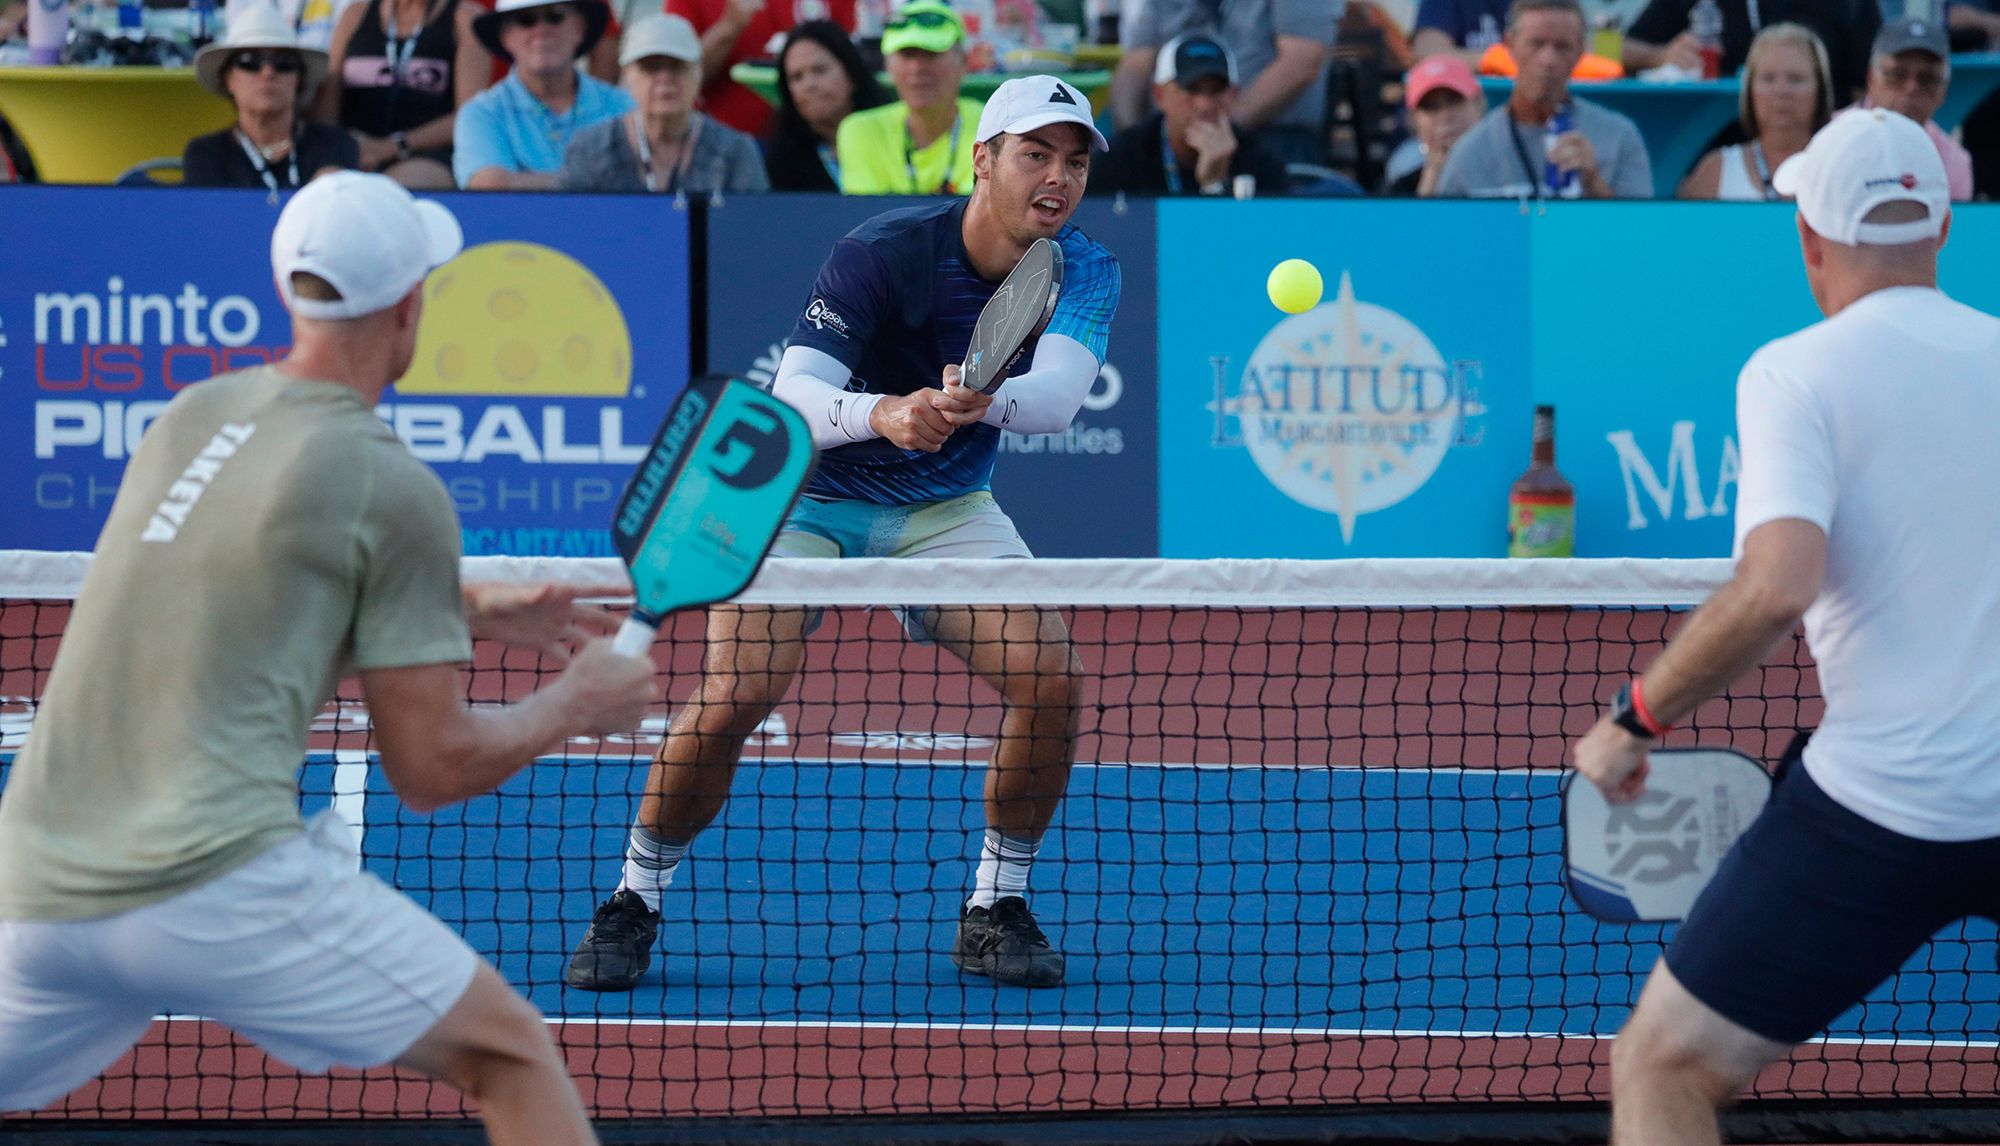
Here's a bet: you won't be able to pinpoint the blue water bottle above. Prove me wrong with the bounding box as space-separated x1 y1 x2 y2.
1543 103 1579 199
188 0 213 44
116 0 143 37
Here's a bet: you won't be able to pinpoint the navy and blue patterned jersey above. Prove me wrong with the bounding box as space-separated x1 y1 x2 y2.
785 200 1121 506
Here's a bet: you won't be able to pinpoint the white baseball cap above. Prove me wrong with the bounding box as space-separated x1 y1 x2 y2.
974 75 1110 151
1772 108 1950 246
271 171 463 321
619 13 701 67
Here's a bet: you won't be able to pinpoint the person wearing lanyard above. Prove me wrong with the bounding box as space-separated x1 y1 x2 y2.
313 0 493 189
183 4 360 193
834 0 982 195
1622 0 1879 103
1093 32 1291 197
763 21 890 191
1678 23 1832 201
556 14 768 194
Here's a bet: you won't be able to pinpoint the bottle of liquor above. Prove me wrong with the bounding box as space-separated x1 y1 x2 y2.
1508 405 1575 557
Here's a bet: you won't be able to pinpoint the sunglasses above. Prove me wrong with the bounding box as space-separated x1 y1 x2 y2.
1876 60 1945 93
885 9 956 30
504 6 574 29
231 49 303 72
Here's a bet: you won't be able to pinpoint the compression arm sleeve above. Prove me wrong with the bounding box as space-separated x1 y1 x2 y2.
772 344 883 450
977 333 1101 436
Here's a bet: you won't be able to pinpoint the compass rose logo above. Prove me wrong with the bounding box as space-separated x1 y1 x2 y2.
1213 271 1482 542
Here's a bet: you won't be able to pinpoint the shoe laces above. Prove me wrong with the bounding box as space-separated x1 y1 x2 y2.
988 897 1049 946
593 892 655 941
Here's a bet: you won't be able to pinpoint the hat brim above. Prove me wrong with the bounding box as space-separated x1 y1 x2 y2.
988 110 1110 152
881 25 962 55
416 199 465 273
474 0 610 64
194 42 329 98
1771 152 1805 197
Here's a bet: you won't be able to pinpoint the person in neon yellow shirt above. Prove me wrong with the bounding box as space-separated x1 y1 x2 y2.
836 0 983 194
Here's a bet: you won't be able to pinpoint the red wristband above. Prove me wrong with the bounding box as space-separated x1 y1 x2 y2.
1629 677 1671 737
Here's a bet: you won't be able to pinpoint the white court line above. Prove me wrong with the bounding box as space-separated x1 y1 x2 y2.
330 749 370 866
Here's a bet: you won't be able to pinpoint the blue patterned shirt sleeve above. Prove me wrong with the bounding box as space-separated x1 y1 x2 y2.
1045 231 1121 364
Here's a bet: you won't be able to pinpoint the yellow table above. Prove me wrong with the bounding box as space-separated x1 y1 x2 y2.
730 63 1111 112
0 66 232 184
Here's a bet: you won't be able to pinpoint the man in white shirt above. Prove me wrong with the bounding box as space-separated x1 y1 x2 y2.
1573 108 2000 1146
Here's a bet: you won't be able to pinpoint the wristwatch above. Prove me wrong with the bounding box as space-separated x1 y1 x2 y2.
391 131 411 161
1607 682 1655 739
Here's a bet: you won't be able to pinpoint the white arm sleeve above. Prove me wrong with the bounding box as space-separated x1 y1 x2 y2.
977 333 1101 437
772 344 884 450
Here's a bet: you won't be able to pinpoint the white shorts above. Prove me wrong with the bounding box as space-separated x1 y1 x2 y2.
0 811 479 1112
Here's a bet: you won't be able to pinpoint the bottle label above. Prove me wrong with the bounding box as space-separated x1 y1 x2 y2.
1509 495 1574 558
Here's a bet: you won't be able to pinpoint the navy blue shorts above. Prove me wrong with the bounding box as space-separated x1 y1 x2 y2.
1664 762 2000 1044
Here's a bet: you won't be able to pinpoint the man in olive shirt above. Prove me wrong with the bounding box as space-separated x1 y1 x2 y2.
0 172 656 1145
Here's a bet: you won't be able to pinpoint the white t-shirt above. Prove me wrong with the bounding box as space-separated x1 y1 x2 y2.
1734 286 2000 841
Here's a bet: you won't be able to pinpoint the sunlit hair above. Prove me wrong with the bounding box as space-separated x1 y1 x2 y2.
1740 23 1834 139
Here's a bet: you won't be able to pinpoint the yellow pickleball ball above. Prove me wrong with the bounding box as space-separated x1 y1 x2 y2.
1267 258 1324 315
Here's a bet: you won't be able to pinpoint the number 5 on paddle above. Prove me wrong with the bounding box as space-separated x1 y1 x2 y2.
610 373 816 656
1562 747 1773 923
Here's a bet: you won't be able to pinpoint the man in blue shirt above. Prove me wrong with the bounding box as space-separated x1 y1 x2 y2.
568 76 1121 993
455 0 630 188
1411 0 1511 63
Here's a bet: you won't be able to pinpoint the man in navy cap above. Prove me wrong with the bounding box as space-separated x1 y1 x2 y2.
1094 32 1290 197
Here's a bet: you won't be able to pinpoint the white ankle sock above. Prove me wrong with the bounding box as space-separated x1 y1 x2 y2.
967 828 1040 909
618 826 688 912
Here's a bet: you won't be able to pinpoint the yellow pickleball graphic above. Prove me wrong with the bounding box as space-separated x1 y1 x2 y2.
402 242 632 397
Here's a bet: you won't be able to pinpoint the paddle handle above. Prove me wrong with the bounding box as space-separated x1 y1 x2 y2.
613 614 658 657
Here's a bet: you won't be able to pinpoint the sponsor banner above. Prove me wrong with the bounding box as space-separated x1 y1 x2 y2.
1 187 689 556
703 193 1158 558
1158 200 1531 557
1535 203 2000 557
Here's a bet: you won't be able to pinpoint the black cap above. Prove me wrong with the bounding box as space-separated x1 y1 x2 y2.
1156 32 1237 88
1874 17 1950 61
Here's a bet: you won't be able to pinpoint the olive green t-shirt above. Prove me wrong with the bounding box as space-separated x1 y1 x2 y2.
0 366 473 920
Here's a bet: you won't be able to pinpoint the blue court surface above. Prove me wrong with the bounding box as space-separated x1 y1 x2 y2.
296 754 2000 1045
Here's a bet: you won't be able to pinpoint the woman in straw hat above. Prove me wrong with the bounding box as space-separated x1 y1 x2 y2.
184 3 359 190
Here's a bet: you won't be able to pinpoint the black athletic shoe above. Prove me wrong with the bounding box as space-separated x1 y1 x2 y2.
951 896 1065 988
565 889 660 992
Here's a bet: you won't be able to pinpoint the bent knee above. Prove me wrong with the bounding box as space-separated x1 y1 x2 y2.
1003 662 1084 712
1612 1020 1753 1104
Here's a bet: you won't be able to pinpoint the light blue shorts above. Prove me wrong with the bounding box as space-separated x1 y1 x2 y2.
771 490 1032 640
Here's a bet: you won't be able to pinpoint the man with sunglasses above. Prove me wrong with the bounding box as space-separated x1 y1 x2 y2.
835 0 982 195
568 76 1121 995
1860 18 1973 202
455 0 628 188
183 5 358 190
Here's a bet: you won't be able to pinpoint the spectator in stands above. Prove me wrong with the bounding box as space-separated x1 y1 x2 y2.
1952 0 2000 50
1109 0 1341 167
1095 32 1290 197
1678 23 1830 200
314 0 492 189
1433 0 1651 199
835 0 981 195
454 0 628 188
1386 53 1485 196
558 14 767 193
1861 17 1974 202
184 5 361 190
1410 0 1510 63
667 0 855 139
1621 0 1878 104
763 20 889 191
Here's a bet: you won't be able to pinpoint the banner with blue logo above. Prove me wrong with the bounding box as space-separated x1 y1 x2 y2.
1157 200 1532 558
702 193 1158 558
0 187 689 556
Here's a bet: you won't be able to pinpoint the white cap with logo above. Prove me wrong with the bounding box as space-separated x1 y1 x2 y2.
974 75 1110 151
1772 108 1950 247
270 171 464 321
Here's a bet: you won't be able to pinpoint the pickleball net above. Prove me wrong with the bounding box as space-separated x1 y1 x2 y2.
3 550 1996 1144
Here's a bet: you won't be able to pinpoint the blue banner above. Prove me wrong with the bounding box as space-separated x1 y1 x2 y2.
702 193 1158 558
0 187 689 556
1534 202 2000 557
1157 200 1531 558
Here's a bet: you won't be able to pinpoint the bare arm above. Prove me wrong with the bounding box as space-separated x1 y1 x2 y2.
1676 149 1722 200
386 9 494 156
466 167 560 189
1110 46 1159 131
1950 4 2000 38
697 0 762 86
463 580 622 662
1572 519 1826 801
364 642 655 813
1410 27 1478 65
1232 34 1329 132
